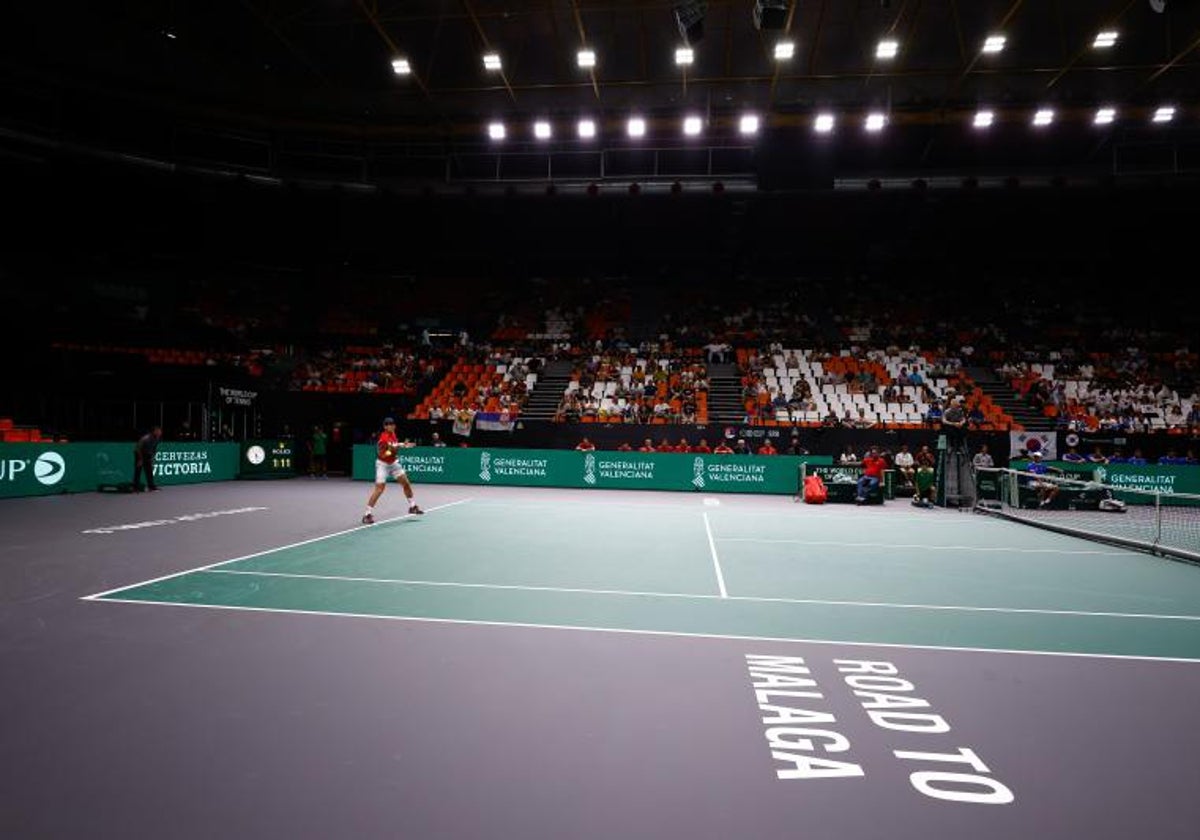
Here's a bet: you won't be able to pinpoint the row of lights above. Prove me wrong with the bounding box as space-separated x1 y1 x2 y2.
485 105 1178 141
391 30 1123 78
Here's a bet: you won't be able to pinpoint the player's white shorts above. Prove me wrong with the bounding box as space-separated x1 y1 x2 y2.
375 460 408 484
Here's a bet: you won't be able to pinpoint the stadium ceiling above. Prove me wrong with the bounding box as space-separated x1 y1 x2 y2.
2 1 1199 184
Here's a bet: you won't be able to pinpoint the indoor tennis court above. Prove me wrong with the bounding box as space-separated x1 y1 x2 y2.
4 479 1199 838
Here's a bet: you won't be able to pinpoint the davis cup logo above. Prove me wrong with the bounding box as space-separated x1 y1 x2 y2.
692 457 706 489
583 453 596 485
479 451 492 482
35 451 66 486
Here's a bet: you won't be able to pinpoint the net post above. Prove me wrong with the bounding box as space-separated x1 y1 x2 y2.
1155 490 1162 549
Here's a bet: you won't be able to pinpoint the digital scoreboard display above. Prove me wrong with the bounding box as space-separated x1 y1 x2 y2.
239 439 295 479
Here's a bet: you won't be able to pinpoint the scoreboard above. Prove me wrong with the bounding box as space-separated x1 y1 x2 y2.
239 439 296 479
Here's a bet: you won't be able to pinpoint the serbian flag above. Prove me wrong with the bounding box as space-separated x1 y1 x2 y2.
475 409 514 432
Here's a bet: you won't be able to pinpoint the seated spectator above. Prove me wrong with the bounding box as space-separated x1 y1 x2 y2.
757 439 778 455
693 438 713 454
894 444 916 489
733 439 752 456
713 440 734 454
1127 448 1148 465
839 445 860 466
616 441 632 452
656 437 674 453
676 437 693 453
638 438 655 453
575 437 596 451
1062 446 1086 463
856 446 887 504
1088 446 1109 465
972 443 994 470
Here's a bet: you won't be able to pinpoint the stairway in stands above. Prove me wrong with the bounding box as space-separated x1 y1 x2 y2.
966 365 1053 430
705 362 745 423
520 359 576 420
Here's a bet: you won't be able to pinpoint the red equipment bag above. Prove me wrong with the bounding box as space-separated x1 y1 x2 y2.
803 474 828 504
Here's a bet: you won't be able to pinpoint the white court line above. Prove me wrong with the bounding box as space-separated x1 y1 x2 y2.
702 512 728 598
717 537 1136 556
80 498 473 601
463 500 1006 523
198 568 1200 622
84 597 1200 664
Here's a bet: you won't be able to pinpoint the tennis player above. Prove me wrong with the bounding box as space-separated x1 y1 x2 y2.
362 417 423 524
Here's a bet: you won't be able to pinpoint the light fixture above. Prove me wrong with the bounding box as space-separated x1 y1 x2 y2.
1093 30 1119 49
577 49 596 69
534 121 552 140
627 117 646 138
865 112 887 132
739 114 760 136
1152 106 1176 123
487 122 506 140
391 58 411 76
683 115 703 136
814 113 835 134
876 39 899 60
1033 108 1055 127
774 41 795 60
675 46 694 66
578 118 597 139
982 34 1006 54
973 109 995 129
483 52 502 71
1094 107 1116 125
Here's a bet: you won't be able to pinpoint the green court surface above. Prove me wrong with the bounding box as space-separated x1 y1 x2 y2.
89 497 1200 660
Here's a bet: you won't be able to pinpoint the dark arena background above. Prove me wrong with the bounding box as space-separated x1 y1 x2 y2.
3 3 1200 838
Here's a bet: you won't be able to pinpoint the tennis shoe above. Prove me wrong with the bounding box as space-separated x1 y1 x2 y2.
408 505 424 515
361 513 375 525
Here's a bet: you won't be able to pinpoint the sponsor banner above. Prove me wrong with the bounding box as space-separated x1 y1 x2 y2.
1010 460 1200 506
1010 431 1057 460
0 442 239 498
353 446 831 495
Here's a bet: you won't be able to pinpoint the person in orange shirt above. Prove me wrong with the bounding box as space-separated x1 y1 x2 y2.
856 445 887 505
575 437 596 451
693 438 713 454
676 437 692 453
757 439 778 455
638 438 655 453
713 441 734 454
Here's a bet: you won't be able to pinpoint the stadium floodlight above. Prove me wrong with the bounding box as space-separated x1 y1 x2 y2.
982 34 1006 54
487 122 506 140
534 121 552 140
865 112 887 132
577 49 596 69
675 46 694 66
876 39 899 60
1093 30 1119 49
739 113 760 135
1153 106 1176 123
973 109 995 129
683 115 703 136
1033 108 1055 127
814 113 835 134
774 41 795 60
1094 106 1116 125
627 116 646 138
578 118 597 139
483 52 502 71
391 58 411 75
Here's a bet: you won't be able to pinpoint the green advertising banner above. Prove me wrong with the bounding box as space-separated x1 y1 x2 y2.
353 446 831 495
0 442 240 498
1010 460 1200 505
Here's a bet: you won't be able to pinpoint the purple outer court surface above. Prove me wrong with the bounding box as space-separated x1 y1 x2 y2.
2 480 1199 839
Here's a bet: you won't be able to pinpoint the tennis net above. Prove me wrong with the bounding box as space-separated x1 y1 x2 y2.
974 466 1200 564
